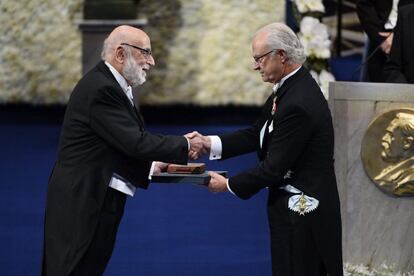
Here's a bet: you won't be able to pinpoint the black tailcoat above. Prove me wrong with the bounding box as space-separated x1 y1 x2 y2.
384 3 414 83
219 67 343 276
42 61 188 275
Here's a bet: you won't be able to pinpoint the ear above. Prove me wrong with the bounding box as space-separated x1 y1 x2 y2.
279 50 287 64
403 136 414 150
114 46 125 64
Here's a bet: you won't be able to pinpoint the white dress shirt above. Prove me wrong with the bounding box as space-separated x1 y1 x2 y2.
384 0 400 30
104 61 137 196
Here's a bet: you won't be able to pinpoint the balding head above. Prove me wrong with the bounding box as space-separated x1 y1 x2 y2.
101 25 151 62
101 25 155 87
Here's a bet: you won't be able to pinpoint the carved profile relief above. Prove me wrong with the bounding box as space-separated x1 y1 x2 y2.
361 109 414 196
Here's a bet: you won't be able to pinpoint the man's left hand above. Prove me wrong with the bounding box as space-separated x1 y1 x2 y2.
153 161 168 175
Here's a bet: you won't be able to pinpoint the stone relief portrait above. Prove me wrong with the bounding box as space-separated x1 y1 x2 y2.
361 109 414 196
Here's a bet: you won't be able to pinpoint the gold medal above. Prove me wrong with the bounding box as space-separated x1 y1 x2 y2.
361 109 414 196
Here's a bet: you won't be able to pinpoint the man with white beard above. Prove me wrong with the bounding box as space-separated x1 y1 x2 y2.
42 25 203 276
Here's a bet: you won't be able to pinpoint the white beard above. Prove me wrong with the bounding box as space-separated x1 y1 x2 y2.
123 56 147 88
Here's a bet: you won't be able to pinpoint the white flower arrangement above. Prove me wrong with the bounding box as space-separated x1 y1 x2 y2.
293 0 325 14
291 0 335 99
0 0 310 105
344 263 414 276
0 0 82 104
140 0 285 106
310 69 335 98
299 16 331 59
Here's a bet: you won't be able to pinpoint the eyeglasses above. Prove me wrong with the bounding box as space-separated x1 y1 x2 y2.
121 43 152 59
253 49 276 64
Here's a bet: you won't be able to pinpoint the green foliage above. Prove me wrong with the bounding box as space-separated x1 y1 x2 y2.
344 263 414 276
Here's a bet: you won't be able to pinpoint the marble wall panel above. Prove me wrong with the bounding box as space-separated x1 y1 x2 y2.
329 82 414 272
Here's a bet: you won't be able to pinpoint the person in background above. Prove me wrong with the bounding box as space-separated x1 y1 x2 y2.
383 3 414 83
356 0 412 82
42 25 203 276
188 22 343 276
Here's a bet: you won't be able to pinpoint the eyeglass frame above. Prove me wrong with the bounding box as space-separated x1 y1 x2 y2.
121 43 152 59
253 49 279 65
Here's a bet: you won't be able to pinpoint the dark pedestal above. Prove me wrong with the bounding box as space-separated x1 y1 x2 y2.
84 0 141 20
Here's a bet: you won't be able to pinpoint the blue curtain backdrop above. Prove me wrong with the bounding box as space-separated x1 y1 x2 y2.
0 121 272 276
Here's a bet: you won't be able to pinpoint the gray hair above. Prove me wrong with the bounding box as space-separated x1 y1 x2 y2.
100 30 129 61
101 37 114 61
256 23 306 65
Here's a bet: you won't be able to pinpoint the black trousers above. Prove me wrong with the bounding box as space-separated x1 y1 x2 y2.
267 191 326 276
364 40 387 82
70 188 126 276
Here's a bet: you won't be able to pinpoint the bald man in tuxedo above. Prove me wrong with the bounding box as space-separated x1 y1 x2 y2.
42 26 203 275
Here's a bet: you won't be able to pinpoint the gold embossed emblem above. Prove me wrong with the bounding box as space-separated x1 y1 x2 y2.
361 109 414 196
298 194 307 216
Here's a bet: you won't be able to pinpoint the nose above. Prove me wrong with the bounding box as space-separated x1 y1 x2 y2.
148 55 155 66
252 62 260 70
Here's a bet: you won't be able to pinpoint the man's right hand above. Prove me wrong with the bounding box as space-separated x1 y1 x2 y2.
184 131 211 160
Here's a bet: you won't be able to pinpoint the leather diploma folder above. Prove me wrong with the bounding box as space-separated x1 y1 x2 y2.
151 163 227 185
167 163 206 174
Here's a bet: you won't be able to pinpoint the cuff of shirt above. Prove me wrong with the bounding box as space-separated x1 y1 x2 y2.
209 135 222 160
226 178 236 196
185 137 190 150
148 161 156 180
109 173 136 197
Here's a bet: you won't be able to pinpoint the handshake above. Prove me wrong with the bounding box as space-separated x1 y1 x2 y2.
153 131 228 193
185 131 228 193
185 131 211 160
